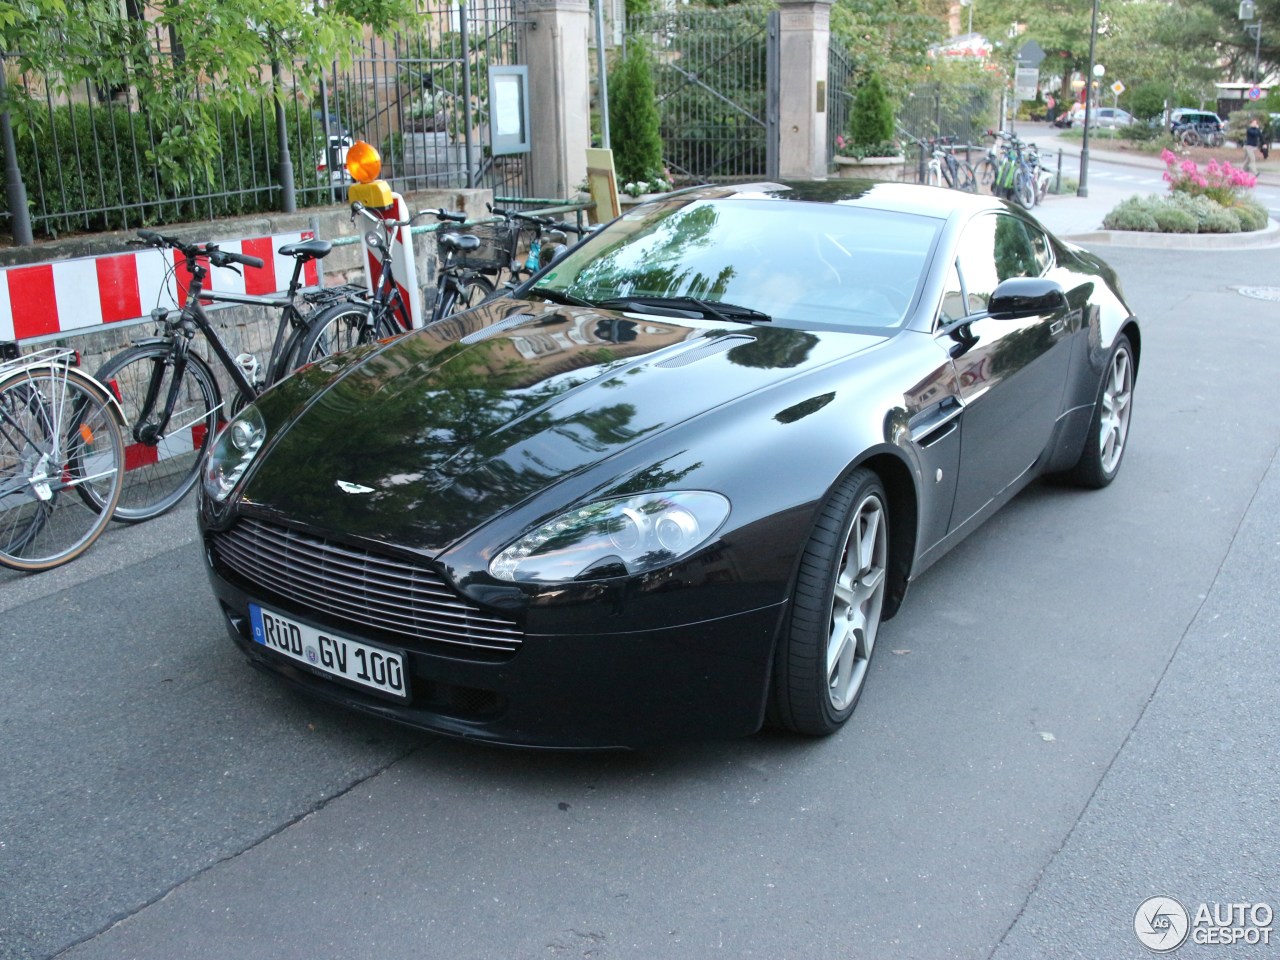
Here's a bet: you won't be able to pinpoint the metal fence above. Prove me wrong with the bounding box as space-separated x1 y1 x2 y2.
898 82 998 147
827 36 854 165
0 0 529 243
628 5 777 185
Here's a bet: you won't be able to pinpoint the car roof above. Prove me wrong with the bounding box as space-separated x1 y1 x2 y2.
674 180 1002 222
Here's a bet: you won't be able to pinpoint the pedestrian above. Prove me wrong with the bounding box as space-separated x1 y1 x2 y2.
1262 116 1272 161
1244 117 1262 174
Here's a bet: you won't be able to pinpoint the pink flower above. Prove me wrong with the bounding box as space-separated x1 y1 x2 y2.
836 135 846 148
1192 175 1208 187
1180 160 1198 175
1161 148 1177 164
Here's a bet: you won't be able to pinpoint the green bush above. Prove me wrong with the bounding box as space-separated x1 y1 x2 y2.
1232 197 1269 231
3 97 326 237
1104 192 1270 234
1120 122 1161 143
1151 203 1201 233
1103 196 1160 231
849 73 894 149
609 41 666 185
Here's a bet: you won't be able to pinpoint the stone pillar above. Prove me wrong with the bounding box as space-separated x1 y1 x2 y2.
524 0 592 198
776 0 832 179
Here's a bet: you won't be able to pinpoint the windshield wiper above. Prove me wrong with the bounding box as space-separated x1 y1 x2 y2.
531 286 596 308
596 295 772 323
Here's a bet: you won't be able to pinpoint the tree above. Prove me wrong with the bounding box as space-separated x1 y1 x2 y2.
848 73 894 148
609 40 665 184
1 0 418 187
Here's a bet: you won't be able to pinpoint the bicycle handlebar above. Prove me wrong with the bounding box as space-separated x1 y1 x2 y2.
135 230 264 270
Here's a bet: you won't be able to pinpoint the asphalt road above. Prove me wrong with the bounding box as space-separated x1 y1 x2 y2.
3 243 1279 959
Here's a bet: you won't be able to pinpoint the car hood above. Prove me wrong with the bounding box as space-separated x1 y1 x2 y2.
241 299 889 553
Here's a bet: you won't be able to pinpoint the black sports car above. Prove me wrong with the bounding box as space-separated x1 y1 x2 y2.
199 181 1139 749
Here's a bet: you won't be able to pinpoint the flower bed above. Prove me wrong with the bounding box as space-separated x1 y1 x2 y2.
1102 150 1268 234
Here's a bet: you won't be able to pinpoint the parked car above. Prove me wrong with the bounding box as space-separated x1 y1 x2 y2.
1054 105 1133 129
1094 107 1135 128
199 181 1140 749
1169 108 1223 136
317 133 354 185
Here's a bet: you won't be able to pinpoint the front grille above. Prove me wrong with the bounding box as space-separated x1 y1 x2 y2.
210 517 523 656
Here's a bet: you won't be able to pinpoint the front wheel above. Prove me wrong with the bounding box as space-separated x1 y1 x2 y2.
955 161 978 193
1068 334 1135 488
770 468 890 736
0 366 125 571
94 345 221 522
298 301 400 365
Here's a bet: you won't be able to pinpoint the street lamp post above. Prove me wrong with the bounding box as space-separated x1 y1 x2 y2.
1077 0 1101 198
1240 1 1263 86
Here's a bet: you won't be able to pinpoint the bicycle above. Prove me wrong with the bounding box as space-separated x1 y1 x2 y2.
95 231 333 523
923 138 977 192
0 345 125 571
993 136 1037 209
1178 121 1225 148
297 204 507 363
487 205 595 292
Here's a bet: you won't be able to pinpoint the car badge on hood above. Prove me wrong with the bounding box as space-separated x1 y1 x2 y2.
336 480 376 495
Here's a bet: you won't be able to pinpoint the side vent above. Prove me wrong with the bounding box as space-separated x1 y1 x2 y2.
461 313 536 344
655 335 756 368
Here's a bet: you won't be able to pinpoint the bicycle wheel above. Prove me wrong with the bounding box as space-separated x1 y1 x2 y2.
1015 172 1037 209
447 275 495 317
976 157 998 193
95 344 221 523
1179 128 1201 148
955 161 978 193
0 365 124 571
298 301 401 365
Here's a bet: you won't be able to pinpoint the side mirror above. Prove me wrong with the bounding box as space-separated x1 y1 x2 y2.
987 277 1068 320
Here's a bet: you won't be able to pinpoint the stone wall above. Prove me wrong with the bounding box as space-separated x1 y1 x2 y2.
4 187 493 392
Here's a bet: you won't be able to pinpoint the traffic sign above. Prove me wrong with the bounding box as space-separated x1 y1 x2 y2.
1248 85 1263 100
1111 80 1125 96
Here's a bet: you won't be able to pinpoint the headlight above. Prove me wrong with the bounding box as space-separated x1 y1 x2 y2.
490 491 730 583
202 404 267 502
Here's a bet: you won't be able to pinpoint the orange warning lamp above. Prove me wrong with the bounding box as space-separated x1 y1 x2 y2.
346 141 394 208
345 140 382 183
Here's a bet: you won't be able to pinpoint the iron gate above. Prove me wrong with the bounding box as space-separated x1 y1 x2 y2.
627 6 778 184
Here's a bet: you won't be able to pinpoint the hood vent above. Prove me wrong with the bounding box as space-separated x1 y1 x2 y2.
461 313 537 344
655 335 756 368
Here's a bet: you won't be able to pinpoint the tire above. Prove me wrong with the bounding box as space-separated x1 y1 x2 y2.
298 301 400 365
770 467 890 736
0 366 124 571
1068 334 1135 489
1179 128 1200 147
1035 173 1051 205
1015 173 1036 209
976 158 998 193
955 161 978 193
94 345 221 523
450 275 495 317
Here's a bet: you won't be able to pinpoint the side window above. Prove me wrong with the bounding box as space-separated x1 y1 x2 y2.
955 213 1042 314
1026 224 1053 274
938 260 965 327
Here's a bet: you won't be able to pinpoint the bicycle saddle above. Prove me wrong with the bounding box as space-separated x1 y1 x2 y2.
278 239 333 260
439 233 482 253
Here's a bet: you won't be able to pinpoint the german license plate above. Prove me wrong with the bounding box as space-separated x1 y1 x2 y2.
249 604 409 701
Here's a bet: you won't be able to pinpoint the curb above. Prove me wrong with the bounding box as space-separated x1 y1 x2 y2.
1062 219 1280 249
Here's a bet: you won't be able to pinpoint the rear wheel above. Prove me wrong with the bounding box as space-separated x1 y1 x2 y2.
771 468 889 736
94 345 221 522
298 302 400 365
975 157 998 193
1069 334 1135 489
1015 173 1036 209
955 160 978 193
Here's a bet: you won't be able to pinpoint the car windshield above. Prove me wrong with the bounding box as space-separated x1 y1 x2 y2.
534 197 941 330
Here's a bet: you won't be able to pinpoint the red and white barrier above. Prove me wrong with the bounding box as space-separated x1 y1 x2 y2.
360 194 423 330
0 231 320 343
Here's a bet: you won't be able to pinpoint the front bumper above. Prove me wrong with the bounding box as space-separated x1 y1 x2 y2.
203 545 786 750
